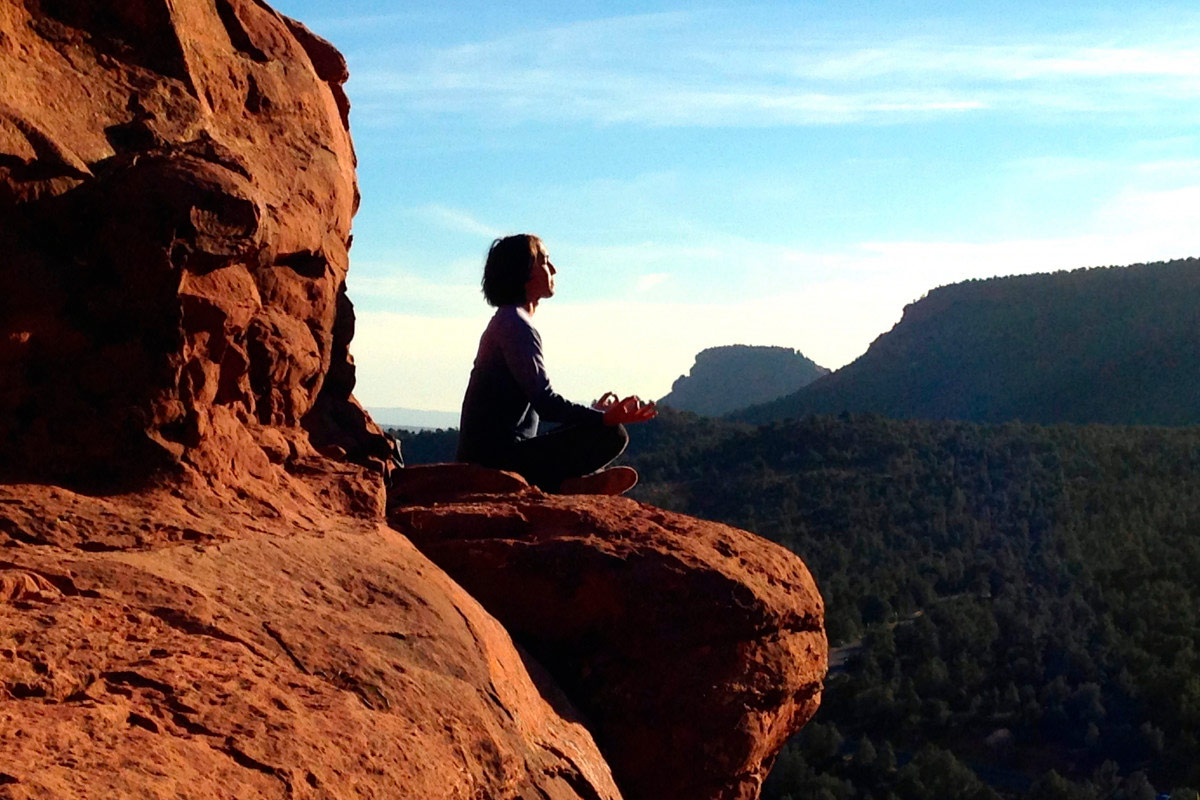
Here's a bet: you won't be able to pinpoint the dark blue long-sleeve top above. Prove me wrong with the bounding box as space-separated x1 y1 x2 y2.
457 305 603 464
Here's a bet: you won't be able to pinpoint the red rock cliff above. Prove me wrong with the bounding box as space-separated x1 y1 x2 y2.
0 0 386 491
0 2 827 799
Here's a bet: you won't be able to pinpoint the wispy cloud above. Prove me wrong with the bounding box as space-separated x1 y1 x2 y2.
412 204 503 238
346 9 1200 128
1132 158 1200 176
635 273 670 292
803 43 1200 81
301 12 422 30
1097 184 1200 229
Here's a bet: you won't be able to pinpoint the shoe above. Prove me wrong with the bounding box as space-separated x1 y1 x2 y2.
559 466 639 496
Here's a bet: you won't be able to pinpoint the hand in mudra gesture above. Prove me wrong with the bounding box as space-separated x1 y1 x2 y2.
593 391 657 425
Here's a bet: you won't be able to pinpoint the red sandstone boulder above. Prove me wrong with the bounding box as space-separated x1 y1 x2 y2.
387 462 533 505
391 494 828 800
0 482 622 800
0 0 388 488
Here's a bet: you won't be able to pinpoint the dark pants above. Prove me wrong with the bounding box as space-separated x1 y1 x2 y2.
487 422 629 491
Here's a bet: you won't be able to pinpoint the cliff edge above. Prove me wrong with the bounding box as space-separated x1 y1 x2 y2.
0 2 826 798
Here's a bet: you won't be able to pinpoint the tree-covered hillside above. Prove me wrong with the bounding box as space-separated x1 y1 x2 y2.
736 258 1200 427
623 409 1200 799
390 427 459 465
659 344 828 416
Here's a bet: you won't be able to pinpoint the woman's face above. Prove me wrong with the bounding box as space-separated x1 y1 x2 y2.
524 249 556 302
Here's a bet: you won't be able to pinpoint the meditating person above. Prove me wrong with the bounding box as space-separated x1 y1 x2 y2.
457 234 656 494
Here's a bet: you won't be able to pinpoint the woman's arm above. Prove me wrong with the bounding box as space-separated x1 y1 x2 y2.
499 312 603 426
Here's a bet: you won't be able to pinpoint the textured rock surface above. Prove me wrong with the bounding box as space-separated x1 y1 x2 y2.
392 494 828 800
0 482 622 800
387 462 531 506
0 0 388 486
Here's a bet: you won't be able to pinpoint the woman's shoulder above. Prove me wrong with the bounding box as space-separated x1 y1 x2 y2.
487 305 540 349
492 304 535 330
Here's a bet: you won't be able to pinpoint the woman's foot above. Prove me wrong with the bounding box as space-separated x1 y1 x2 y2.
559 466 639 495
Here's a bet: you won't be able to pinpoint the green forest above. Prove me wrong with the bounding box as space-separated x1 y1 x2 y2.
627 410 1200 800
396 413 1200 799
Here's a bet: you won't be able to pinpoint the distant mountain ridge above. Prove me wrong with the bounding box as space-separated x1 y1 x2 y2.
659 345 829 416
369 406 460 430
735 257 1200 426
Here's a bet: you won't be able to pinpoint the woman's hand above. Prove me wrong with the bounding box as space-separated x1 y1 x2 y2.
602 394 657 426
592 391 618 411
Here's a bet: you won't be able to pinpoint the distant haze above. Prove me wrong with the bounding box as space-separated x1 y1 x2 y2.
369 407 460 431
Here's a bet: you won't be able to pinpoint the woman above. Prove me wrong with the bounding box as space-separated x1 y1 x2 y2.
457 234 656 494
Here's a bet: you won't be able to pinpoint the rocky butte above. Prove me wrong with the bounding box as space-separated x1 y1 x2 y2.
0 2 827 798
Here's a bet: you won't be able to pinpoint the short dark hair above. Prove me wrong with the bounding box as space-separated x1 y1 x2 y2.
482 234 543 307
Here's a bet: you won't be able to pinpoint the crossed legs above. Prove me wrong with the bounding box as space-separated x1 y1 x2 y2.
496 422 629 492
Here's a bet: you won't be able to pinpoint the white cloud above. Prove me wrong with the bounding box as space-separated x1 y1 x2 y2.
805 43 1200 82
346 10 1200 129
635 273 670 292
299 11 429 33
412 203 503 238
1133 159 1200 176
1098 185 1200 230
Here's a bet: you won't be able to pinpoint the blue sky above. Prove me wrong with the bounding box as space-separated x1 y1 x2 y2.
272 0 1200 414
